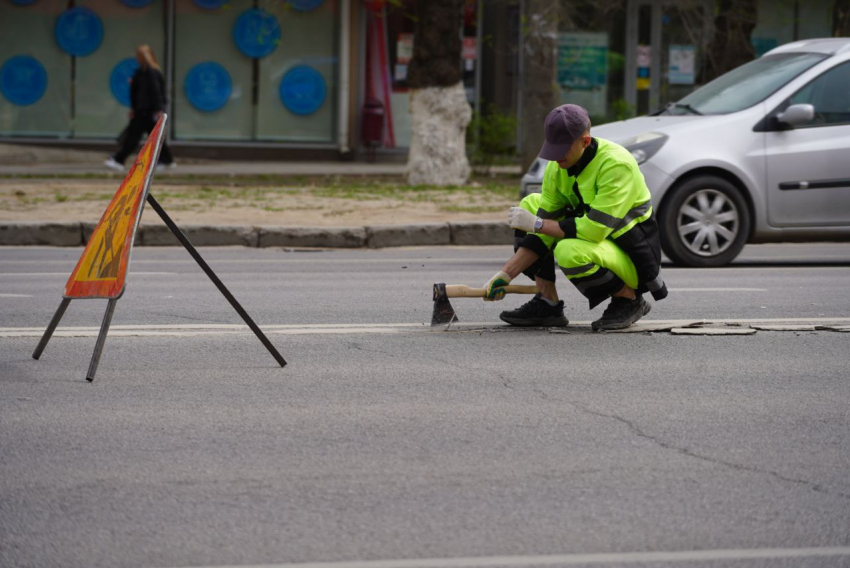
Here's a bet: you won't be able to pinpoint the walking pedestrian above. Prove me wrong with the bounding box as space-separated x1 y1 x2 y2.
104 44 175 172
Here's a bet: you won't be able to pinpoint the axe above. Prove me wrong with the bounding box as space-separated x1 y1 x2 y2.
431 282 539 326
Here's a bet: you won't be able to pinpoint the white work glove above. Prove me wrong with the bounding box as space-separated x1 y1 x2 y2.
508 207 541 233
483 270 512 301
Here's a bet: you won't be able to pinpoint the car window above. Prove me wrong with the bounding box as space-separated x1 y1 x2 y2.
788 61 850 127
660 53 827 115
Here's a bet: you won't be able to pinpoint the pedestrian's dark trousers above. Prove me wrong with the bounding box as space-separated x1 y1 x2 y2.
113 113 173 165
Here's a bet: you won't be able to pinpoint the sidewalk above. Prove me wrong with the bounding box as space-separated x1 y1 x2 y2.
0 160 411 177
0 143 521 177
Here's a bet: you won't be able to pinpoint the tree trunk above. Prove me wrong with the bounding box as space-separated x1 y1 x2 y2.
701 0 757 83
520 0 559 172
406 0 471 186
835 0 850 36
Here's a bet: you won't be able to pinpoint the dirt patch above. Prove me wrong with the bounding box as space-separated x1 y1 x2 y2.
0 176 522 226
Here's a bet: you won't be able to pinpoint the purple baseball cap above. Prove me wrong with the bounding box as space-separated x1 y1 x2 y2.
538 104 591 161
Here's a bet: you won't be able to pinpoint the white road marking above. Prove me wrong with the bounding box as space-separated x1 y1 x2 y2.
1 318 850 338
667 288 765 292
0 293 32 298
0 258 493 265
0 272 174 276
157 545 850 568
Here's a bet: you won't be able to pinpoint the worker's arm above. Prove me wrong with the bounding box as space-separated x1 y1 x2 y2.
564 162 642 243
483 247 540 301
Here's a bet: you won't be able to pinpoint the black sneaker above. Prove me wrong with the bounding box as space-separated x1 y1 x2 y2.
499 294 569 327
592 296 651 331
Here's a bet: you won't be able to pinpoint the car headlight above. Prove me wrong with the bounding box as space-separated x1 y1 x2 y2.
623 132 668 165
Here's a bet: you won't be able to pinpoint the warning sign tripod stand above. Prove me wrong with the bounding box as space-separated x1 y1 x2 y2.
31 115 286 382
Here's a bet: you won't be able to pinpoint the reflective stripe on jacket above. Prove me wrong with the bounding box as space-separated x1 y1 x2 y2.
522 137 667 301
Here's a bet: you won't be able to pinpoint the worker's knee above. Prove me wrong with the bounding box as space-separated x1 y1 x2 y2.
553 238 593 269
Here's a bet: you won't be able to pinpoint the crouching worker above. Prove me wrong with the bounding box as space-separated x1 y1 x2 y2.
484 104 668 331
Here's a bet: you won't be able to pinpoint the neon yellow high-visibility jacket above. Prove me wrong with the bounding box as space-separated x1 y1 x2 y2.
523 137 667 300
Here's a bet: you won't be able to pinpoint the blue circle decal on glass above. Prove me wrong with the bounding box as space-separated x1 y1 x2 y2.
120 0 154 7
110 58 139 107
279 65 326 116
55 7 104 57
0 56 48 106
234 9 281 58
287 0 323 12
192 0 227 9
185 62 231 112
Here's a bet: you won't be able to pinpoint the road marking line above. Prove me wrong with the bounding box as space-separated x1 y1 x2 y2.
0 258 496 265
0 272 174 276
158 546 850 568
0 293 32 297
667 288 765 292
2 318 850 338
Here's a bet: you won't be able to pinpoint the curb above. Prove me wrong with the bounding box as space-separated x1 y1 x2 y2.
0 221 513 248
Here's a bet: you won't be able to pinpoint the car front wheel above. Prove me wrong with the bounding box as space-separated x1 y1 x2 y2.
659 175 751 267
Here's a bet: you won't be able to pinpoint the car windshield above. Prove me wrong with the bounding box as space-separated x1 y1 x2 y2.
660 53 828 115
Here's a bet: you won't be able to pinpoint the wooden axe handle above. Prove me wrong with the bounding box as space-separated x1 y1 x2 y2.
444 284 539 298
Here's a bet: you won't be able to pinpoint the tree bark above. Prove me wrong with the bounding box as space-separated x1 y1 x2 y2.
701 0 757 83
520 0 559 172
406 0 471 186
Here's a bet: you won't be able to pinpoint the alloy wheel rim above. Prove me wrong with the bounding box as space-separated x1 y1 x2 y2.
677 189 739 257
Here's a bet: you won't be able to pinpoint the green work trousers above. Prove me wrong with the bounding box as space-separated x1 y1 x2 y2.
518 194 639 307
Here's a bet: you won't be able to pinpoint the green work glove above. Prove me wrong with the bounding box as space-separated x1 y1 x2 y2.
483 270 512 301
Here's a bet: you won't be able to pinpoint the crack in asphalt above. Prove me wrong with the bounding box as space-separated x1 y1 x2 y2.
346 341 394 356
563 398 850 501
138 309 229 323
470 365 847 501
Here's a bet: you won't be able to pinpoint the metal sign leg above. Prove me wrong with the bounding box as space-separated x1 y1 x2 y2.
86 299 118 383
146 193 287 368
32 298 72 360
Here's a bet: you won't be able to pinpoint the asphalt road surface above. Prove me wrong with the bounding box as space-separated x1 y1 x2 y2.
1 243 849 568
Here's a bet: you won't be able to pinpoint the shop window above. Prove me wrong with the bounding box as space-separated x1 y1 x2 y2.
255 0 338 142
174 0 336 142
73 0 166 138
0 0 72 137
174 0 254 140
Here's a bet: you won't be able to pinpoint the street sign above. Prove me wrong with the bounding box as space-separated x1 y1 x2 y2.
64 116 163 299
32 113 286 381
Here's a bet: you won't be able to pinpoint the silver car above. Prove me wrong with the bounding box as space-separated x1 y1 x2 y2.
521 38 850 267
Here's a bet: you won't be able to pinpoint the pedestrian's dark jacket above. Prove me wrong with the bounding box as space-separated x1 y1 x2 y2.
130 66 166 114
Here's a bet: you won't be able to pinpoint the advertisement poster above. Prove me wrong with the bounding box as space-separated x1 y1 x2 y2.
668 44 695 85
396 33 413 64
636 44 651 91
557 32 608 117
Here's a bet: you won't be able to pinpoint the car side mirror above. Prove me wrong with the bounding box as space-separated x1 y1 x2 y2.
776 104 815 127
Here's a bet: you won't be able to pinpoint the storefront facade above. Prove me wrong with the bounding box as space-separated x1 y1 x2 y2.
0 0 843 158
0 0 348 154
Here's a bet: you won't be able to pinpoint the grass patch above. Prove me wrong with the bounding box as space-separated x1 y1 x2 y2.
323 208 355 217
440 204 506 213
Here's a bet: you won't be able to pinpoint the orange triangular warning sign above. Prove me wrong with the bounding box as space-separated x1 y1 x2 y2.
64 115 167 299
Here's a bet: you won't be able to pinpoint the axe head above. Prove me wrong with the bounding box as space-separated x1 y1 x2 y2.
431 283 458 326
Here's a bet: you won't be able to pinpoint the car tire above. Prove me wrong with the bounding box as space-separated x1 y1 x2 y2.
659 175 751 267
